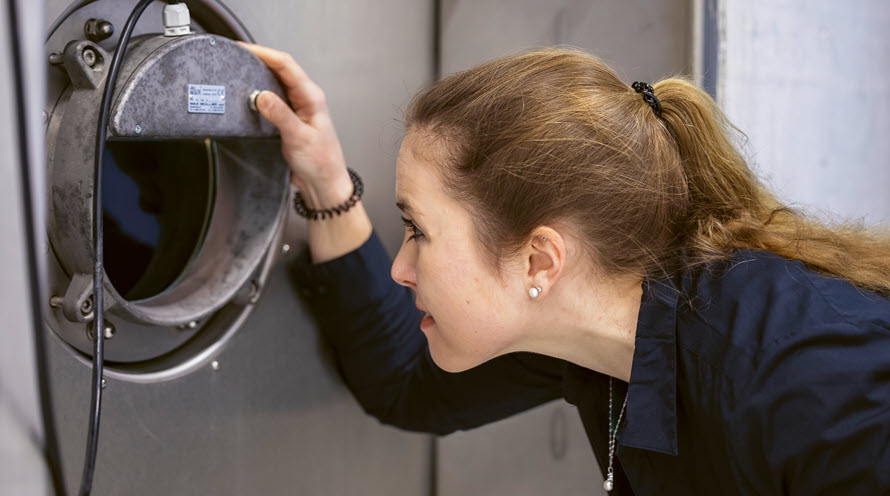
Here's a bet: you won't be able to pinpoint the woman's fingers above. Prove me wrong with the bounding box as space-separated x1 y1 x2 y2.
239 42 327 120
255 90 309 141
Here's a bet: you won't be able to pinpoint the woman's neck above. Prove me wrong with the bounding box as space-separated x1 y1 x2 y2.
521 271 643 382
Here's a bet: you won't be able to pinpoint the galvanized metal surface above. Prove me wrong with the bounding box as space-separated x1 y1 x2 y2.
41 0 434 494
109 34 283 138
48 257 430 495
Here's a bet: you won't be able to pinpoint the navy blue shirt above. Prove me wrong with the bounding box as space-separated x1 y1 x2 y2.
291 231 890 495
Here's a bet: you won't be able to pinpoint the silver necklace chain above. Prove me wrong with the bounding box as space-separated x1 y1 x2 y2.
604 377 628 492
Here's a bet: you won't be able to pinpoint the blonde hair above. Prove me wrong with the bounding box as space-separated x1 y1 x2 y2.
405 47 890 296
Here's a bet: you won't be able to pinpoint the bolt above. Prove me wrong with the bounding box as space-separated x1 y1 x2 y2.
82 48 97 67
209 37 216 46
177 320 199 330
48 52 64 65
84 18 114 42
86 320 114 341
281 243 291 254
134 124 142 134
248 281 261 304
80 297 93 315
101 378 107 389
211 360 220 371
248 89 262 112
49 295 64 308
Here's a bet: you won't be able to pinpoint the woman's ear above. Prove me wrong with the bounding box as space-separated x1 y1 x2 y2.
526 227 566 297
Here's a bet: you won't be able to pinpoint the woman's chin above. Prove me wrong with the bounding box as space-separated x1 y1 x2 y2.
426 339 488 373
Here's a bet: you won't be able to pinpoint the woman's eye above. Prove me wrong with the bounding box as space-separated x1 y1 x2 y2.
400 216 425 242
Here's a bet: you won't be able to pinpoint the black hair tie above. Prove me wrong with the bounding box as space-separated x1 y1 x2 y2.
631 81 662 118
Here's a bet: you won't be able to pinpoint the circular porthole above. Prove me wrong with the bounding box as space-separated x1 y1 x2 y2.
44 2 291 380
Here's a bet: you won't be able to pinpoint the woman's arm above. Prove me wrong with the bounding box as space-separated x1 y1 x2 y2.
291 230 566 434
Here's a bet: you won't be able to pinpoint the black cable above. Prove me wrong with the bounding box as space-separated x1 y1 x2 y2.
6 1 68 494
80 2 155 494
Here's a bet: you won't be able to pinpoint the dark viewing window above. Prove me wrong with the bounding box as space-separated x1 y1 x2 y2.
102 139 215 301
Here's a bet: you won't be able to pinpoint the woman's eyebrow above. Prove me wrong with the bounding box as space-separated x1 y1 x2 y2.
395 200 413 214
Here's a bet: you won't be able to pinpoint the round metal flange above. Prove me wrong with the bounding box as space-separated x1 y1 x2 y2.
44 0 291 375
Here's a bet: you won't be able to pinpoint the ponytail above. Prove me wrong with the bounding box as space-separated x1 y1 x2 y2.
656 78 890 297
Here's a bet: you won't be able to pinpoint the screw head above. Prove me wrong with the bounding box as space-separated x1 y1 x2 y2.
281 244 291 254
209 37 216 46
80 297 93 315
82 48 97 67
134 124 142 134
211 360 220 371
101 378 107 389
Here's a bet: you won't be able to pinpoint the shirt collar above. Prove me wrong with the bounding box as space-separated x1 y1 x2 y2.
619 275 681 456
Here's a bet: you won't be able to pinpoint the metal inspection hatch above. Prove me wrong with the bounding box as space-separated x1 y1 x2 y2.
45 0 290 381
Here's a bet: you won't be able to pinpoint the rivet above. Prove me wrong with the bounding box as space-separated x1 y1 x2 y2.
209 37 216 46
281 244 291 254
211 360 220 371
101 378 107 389
134 124 142 134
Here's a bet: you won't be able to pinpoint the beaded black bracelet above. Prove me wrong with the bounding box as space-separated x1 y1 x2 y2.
293 168 364 220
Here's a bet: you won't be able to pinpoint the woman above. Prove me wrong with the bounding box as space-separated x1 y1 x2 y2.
242 42 890 495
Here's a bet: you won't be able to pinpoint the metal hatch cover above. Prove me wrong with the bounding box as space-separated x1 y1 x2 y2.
110 33 281 138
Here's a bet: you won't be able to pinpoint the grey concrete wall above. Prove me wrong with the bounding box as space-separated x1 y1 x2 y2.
0 0 52 494
720 0 890 225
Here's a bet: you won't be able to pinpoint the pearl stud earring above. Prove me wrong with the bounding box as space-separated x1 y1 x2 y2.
529 286 543 298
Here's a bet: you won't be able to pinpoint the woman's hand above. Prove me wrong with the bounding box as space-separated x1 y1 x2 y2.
239 42 353 209
240 43 372 263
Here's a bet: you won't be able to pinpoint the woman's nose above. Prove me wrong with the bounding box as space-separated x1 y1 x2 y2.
391 242 417 289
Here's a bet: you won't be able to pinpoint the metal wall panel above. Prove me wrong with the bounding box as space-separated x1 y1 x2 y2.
441 0 692 84
720 0 890 224
437 2 692 495
42 0 435 494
